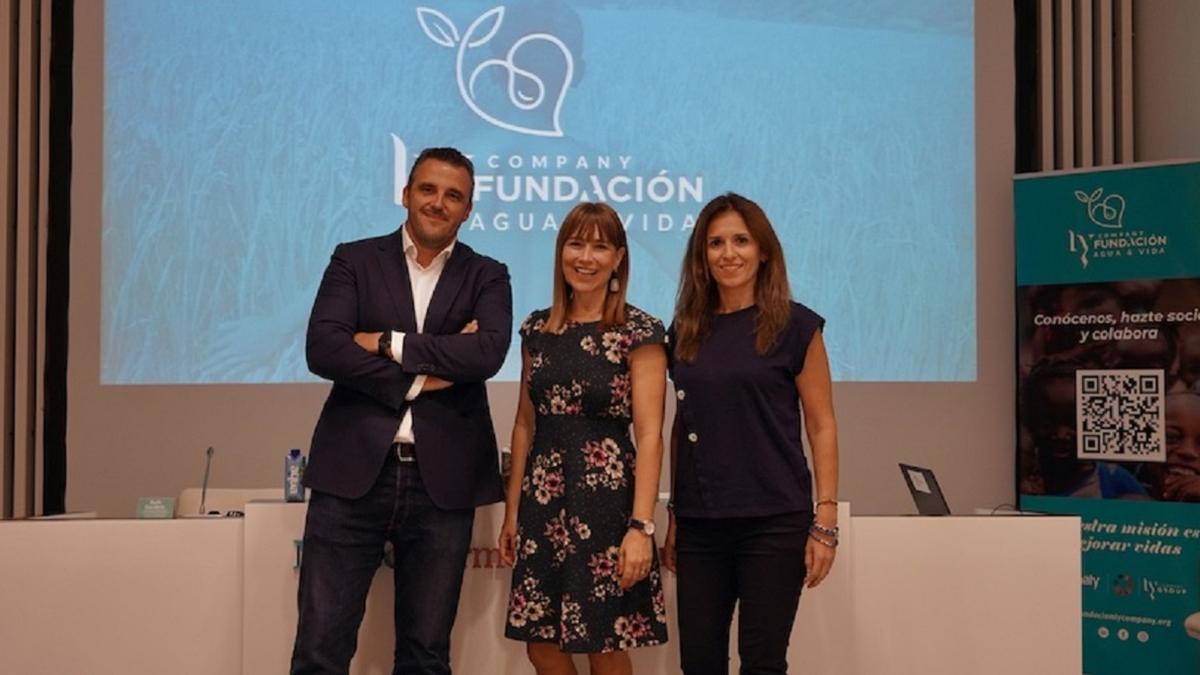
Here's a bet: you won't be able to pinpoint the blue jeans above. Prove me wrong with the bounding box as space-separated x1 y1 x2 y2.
674 511 812 675
290 452 475 675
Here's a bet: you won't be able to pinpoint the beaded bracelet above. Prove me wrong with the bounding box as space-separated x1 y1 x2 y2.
815 499 838 508
810 522 839 538
808 532 839 548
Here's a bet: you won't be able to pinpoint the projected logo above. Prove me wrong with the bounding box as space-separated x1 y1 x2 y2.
417 5 574 137
1066 187 1166 270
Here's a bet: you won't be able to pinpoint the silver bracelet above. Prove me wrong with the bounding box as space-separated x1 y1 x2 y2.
808 531 839 548
810 522 839 538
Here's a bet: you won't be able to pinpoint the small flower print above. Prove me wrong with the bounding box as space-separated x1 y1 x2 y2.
608 372 631 417
507 575 552 630
601 330 633 364
560 594 589 644
579 438 627 491
580 335 599 355
541 380 585 416
544 509 576 564
613 612 655 649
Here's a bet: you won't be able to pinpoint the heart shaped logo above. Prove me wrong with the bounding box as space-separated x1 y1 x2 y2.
418 6 574 138
1073 187 1125 229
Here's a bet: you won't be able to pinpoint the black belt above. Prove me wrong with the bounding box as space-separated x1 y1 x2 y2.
392 442 417 462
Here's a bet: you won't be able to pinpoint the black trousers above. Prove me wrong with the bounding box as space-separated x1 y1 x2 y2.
674 511 812 675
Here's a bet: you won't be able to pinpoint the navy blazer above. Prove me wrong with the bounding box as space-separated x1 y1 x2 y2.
304 229 512 509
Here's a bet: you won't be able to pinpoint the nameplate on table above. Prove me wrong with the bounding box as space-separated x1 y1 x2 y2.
136 496 176 519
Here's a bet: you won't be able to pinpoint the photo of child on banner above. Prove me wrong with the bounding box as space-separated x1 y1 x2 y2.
1019 278 1200 502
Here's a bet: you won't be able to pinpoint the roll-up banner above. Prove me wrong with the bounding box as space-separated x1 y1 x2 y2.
1016 161 1200 674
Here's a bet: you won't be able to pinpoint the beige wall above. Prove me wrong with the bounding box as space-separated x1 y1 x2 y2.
1135 0 1200 162
67 1 1015 517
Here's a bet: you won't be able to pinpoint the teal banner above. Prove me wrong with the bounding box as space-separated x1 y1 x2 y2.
1016 161 1200 675
1015 162 1200 285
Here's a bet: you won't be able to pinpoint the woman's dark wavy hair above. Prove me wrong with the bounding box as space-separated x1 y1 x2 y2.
673 193 791 361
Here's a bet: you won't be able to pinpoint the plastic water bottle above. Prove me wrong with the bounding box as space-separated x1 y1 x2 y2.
285 448 306 502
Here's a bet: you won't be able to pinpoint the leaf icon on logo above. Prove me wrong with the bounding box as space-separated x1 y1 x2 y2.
417 7 460 48
465 6 504 48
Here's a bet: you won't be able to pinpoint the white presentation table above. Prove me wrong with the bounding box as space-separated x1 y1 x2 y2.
0 504 1079 674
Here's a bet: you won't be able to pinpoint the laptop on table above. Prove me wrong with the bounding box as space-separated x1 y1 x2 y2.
899 463 951 515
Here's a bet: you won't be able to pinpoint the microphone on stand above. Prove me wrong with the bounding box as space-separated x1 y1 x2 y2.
198 446 214 515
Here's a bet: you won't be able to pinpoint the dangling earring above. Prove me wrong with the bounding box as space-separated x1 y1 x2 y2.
609 276 620 293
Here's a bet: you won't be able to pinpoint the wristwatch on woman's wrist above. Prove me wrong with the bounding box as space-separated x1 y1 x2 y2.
627 517 656 536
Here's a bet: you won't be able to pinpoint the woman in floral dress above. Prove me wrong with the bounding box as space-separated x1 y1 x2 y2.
499 202 668 673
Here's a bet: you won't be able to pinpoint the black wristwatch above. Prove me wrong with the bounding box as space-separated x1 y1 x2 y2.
377 330 393 359
627 517 656 536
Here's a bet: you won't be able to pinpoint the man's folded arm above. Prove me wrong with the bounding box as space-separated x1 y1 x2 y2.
400 263 513 382
306 246 416 411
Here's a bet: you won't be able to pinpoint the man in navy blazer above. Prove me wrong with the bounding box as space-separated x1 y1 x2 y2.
291 147 511 674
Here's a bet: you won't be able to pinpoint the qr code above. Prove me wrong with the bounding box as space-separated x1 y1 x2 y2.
1076 369 1164 462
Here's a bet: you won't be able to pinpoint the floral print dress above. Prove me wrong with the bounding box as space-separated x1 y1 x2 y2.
504 305 669 653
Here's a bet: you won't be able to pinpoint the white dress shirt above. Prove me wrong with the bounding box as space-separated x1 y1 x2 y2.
391 225 455 444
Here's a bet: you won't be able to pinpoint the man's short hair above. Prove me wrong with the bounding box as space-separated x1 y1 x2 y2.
407 147 475 201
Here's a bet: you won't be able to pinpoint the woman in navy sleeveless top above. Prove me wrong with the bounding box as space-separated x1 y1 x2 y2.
665 193 840 674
